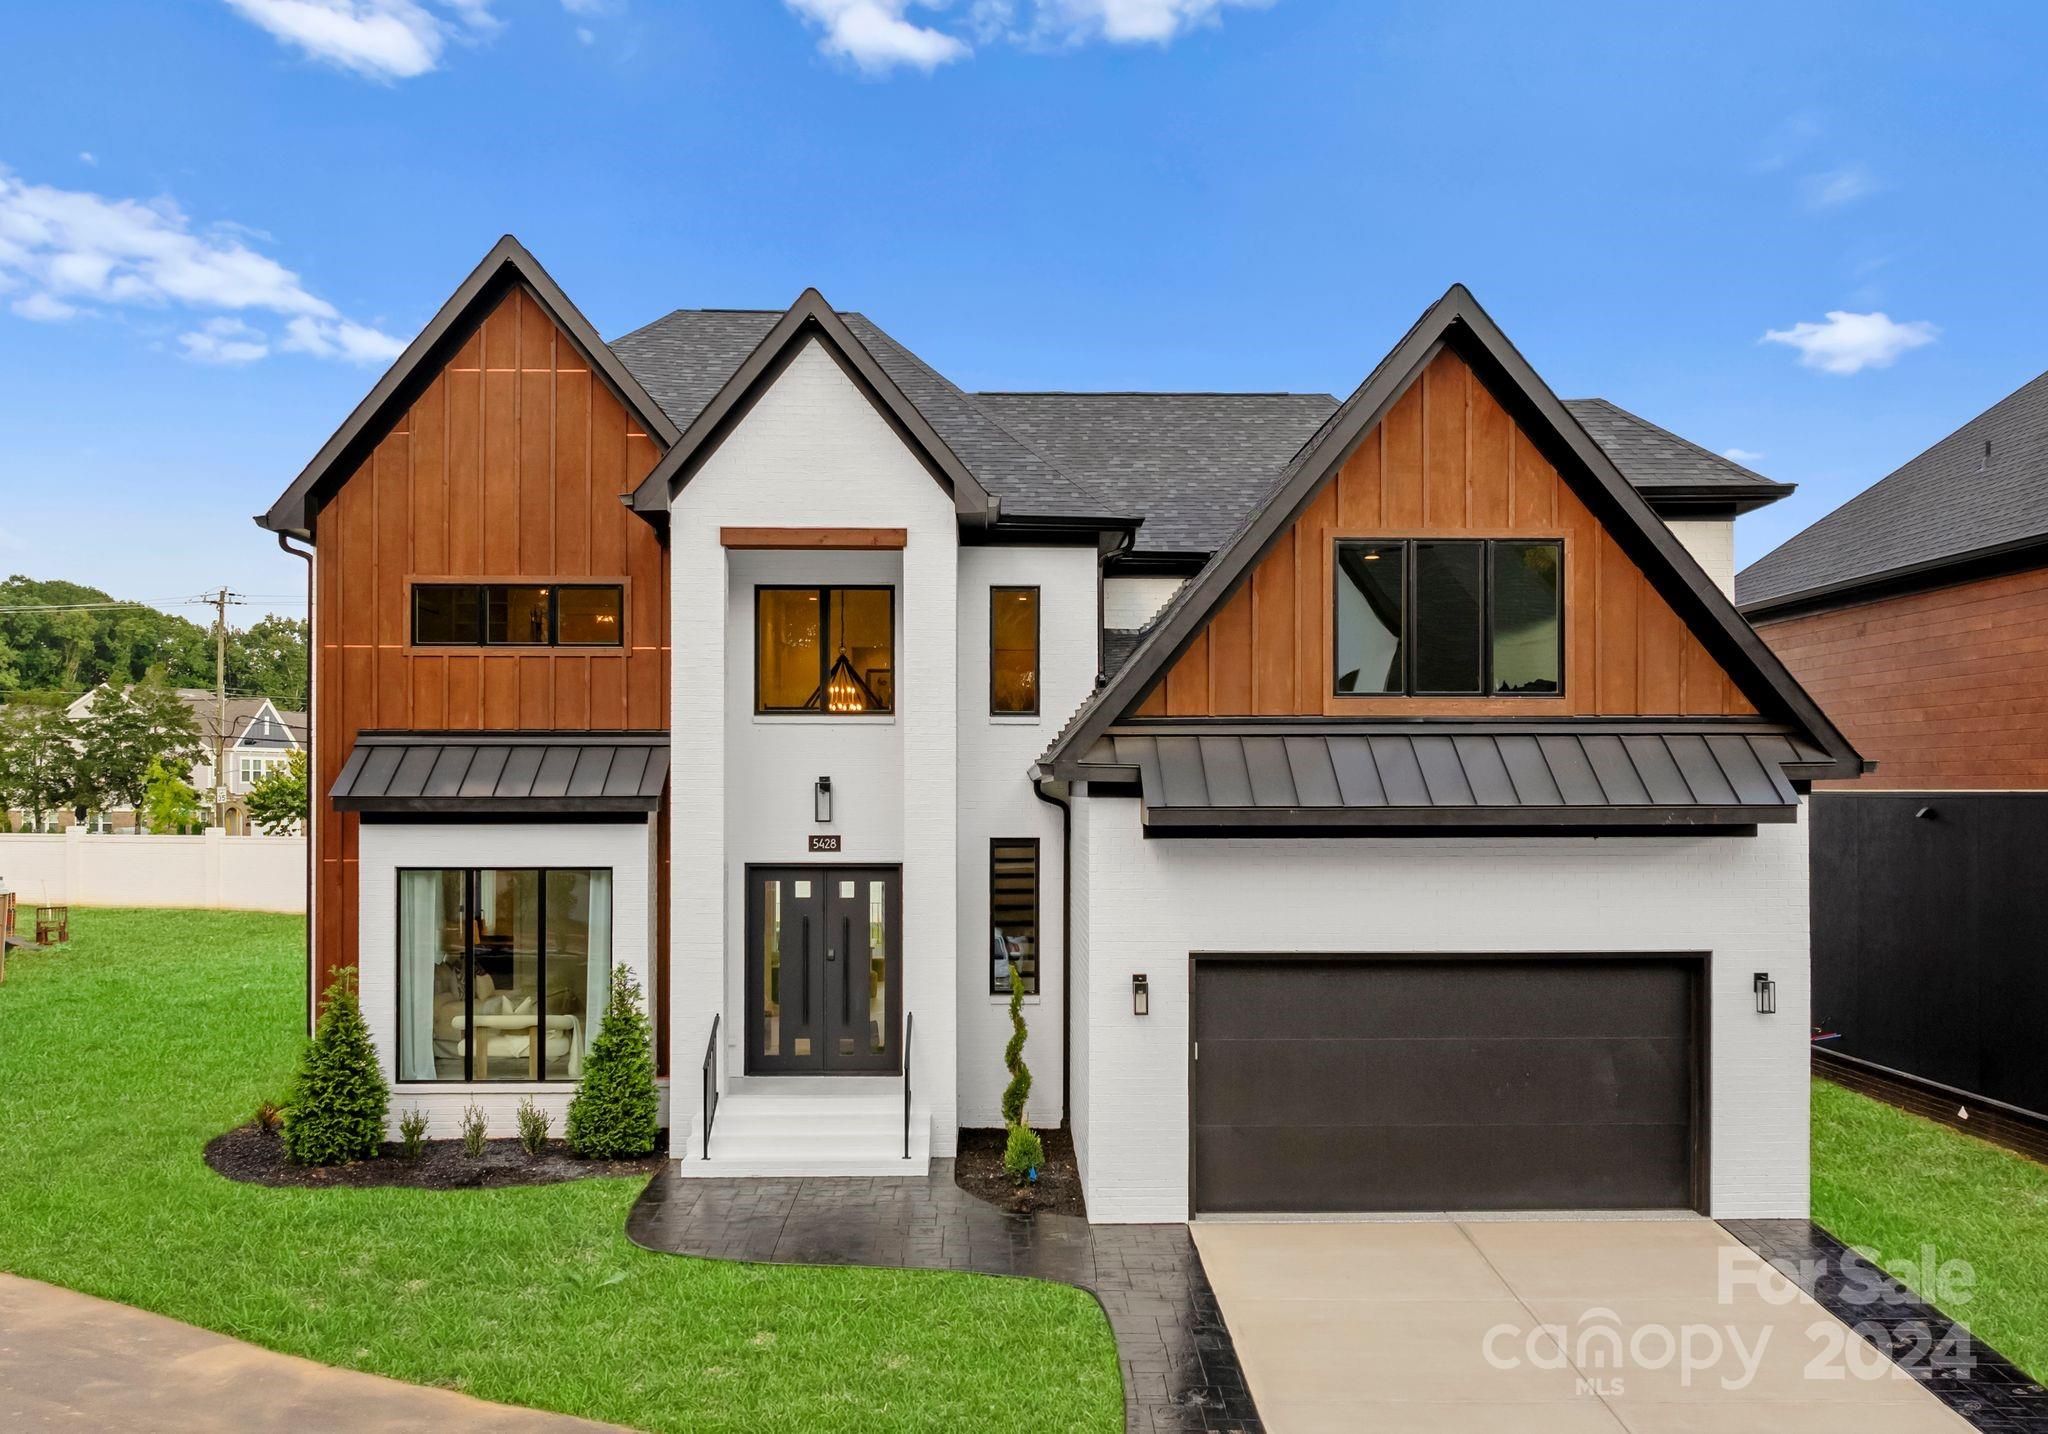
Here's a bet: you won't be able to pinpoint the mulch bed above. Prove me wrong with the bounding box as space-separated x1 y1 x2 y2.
953 1125 1086 1218
205 1121 665 1191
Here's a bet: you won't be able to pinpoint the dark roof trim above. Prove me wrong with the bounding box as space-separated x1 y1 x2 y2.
1741 530 2048 622
1637 486 1793 518
1141 805 1794 832
626 289 995 526
1040 284 1865 781
258 235 681 540
330 730 667 815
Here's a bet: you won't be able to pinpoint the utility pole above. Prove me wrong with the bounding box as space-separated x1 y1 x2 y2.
208 588 243 830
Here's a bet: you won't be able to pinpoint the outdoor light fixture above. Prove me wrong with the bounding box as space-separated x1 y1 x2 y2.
1754 971 1777 1015
1132 973 1149 1016
814 776 832 824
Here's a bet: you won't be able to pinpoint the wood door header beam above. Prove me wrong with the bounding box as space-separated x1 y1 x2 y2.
720 527 908 550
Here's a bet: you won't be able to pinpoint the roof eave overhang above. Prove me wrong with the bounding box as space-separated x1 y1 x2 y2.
1638 482 1796 518
256 235 681 542
334 795 660 816
625 291 997 529
1138 804 1793 834
1741 530 2048 623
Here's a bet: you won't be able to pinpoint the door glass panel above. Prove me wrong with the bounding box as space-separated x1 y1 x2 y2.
867 879 888 1054
474 870 542 1079
760 879 782 1059
1413 541 1485 693
1334 543 1404 694
792 880 810 897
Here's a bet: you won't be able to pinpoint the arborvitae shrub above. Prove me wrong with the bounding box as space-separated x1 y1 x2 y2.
281 968 389 1166
566 965 659 1159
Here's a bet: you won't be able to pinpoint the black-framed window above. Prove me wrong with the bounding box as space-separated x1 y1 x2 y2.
1334 538 1563 697
989 839 1039 996
990 586 1040 715
409 584 623 647
755 586 896 714
396 867 613 1083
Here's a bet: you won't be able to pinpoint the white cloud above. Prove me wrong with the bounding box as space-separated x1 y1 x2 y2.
1722 447 1765 464
12 292 79 321
220 0 499 82
560 0 615 12
786 0 970 71
0 165 406 364
1761 310 1938 375
179 316 270 364
577 25 595 43
279 314 408 365
78 151 97 167
1022 0 1270 43
1803 163 1879 210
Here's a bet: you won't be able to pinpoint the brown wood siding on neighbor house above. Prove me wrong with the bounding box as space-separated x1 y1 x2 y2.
1134 350 1754 719
1755 564 2048 790
312 284 668 1041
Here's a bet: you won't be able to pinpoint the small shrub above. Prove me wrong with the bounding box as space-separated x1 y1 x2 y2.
253 1100 284 1133
516 1097 550 1157
1003 1122 1045 1182
566 966 660 1160
280 968 388 1166
459 1104 488 1159
398 1107 428 1160
1000 961 1032 1126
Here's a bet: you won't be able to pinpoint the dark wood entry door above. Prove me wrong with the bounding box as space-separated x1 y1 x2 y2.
1192 955 1701 1214
745 867 902 1074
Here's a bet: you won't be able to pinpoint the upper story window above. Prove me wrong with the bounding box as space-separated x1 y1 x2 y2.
989 587 1039 715
411 583 623 648
756 586 895 715
1334 538 1562 697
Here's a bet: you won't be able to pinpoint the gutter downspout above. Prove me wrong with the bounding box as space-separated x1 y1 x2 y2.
276 530 315 1035
1032 777 1073 1131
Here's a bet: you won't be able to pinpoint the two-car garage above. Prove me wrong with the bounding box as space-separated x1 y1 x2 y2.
1191 954 1704 1215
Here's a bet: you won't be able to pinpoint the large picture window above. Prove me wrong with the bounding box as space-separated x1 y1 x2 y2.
397 867 613 1082
1334 538 1562 697
989 839 1039 996
411 583 623 647
755 586 895 714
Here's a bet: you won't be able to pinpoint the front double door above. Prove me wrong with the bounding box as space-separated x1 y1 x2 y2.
746 867 902 1074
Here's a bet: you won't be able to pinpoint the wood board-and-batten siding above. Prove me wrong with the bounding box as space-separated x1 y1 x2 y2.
1755 563 2048 790
313 284 670 1056
1135 350 1756 720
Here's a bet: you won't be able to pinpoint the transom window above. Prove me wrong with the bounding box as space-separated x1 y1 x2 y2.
1334 538 1563 697
397 867 613 1083
990 587 1040 715
755 586 895 714
411 583 623 647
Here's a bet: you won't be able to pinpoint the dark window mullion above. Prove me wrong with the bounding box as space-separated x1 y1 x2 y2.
536 871 548 1083
463 869 476 1081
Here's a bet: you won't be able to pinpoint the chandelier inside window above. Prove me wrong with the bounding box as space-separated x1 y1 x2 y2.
813 649 881 714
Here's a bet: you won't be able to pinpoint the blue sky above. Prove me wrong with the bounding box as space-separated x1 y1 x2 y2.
2 1 2045 623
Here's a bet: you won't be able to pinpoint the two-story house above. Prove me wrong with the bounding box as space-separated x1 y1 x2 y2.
258 238 1859 1222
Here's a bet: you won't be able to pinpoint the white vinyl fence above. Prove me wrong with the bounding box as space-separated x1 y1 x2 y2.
0 829 305 913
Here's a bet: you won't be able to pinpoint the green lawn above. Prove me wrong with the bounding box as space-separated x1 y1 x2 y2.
0 910 1121 1431
1813 1076 2048 1380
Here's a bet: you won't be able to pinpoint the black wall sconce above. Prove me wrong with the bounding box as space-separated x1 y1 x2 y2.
1754 971 1777 1015
1132 973 1149 1016
814 776 833 824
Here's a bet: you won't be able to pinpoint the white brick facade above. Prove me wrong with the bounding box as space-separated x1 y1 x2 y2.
1069 796 1812 1222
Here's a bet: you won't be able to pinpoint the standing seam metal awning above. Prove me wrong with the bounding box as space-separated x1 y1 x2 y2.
1084 728 1817 830
331 733 667 814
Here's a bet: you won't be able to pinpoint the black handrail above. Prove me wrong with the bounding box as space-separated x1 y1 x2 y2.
902 1010 914 1160
701 1013 720 1160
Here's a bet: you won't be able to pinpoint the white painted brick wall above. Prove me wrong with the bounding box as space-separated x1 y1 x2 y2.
1667 519 1736 599
1103 576 1184 630
955 546 1096 1128
1075 799 1812 1223
668 339 960 1158
356 819 660 1138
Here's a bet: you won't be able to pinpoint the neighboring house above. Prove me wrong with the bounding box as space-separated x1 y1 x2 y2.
9 688 306 834
1739 368 2048 1120
256 237 1858 1222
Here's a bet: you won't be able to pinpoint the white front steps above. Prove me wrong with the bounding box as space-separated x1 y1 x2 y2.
677 1076 931 1177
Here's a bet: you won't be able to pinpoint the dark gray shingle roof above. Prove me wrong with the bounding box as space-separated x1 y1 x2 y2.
608 307 1787 557
1737 370 2048 611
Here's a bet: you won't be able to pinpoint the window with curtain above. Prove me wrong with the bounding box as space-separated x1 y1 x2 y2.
1334 538 1562 697
989 586 1039 715
755 586 895 714
397 867 613 1082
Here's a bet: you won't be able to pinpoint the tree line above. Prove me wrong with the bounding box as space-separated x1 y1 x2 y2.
0 575 307 708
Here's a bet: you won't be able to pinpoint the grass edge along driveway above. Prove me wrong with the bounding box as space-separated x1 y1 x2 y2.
0 909 1121 1432
1813 1075 2048 1383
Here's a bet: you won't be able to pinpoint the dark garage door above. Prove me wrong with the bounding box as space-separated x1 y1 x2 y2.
1193 956 1700 1214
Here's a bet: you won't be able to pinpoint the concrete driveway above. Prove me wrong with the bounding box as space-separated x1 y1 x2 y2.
1192 1218 1973 1434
